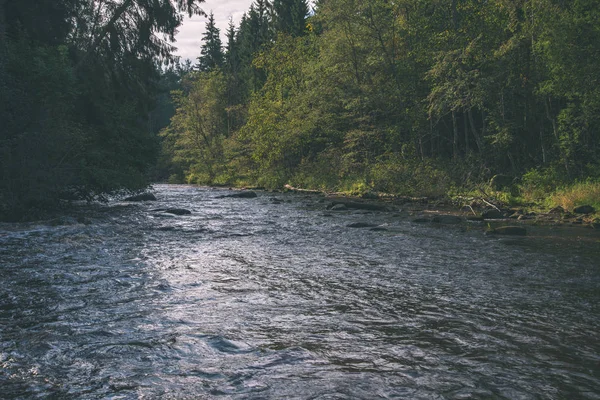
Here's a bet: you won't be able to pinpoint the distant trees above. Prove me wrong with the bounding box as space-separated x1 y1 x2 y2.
161 71 228 183
160 0 600 195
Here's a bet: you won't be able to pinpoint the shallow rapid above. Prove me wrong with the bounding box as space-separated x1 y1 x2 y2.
1 185 599 399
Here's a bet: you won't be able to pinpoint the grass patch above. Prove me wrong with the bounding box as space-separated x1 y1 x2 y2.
549 181 600 212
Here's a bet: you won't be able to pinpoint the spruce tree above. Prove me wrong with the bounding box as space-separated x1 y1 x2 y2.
197 12 224 72
271 0 309 37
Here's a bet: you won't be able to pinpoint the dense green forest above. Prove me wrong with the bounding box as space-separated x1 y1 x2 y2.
160 0 600 212
2 0 599 221
0 0 203 220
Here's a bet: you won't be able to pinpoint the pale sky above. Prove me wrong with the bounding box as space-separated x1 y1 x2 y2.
174 0 255 63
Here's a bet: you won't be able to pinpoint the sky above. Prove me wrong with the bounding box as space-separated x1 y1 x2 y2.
174 0 255 63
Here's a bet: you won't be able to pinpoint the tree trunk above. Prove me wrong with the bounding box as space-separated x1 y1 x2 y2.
463 111 469 155
452 111 458 160
468 109 483 153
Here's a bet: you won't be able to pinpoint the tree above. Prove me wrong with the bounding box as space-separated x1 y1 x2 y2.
271 0 310 37
0 0 205 220
161 71 228 183
197 11 224 72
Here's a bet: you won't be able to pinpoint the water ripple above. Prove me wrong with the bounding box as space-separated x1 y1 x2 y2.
0 184 599 398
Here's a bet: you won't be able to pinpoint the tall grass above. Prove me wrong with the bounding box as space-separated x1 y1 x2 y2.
549 182 600 211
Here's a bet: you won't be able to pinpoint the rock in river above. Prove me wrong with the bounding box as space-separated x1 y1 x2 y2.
347 222 379 228
432 215 462 224
124 193 157 202
329 203 348 211
164 208 191 215
482 209 504 219
487 226 527 236
573 205 595 214
412 217 430 223
217 191 258 199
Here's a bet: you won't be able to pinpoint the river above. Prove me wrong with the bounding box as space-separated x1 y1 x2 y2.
1 184 599 399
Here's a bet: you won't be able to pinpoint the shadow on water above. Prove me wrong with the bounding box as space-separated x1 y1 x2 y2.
1 184 599 398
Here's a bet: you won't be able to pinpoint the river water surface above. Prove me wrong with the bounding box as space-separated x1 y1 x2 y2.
1 185 599 399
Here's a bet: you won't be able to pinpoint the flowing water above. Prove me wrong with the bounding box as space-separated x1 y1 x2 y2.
1 185 599 399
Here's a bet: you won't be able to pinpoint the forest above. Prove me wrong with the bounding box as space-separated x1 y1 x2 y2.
2 0 600 221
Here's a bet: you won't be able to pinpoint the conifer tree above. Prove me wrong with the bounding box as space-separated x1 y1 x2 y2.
197 11 224 72
271 0 309 37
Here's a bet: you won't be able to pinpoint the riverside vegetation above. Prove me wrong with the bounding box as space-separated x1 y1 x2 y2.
1 0 599 224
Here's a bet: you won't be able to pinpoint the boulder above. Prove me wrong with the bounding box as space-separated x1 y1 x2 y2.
488 226 527 236
432 215 462 224
164 208 191 215
482 209 504 219
124 193 157 202
573 205 595 214
329 203 348 211
347 222 379 228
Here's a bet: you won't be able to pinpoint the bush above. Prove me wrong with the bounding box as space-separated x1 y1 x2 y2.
370 156 450 197
520 167 566 202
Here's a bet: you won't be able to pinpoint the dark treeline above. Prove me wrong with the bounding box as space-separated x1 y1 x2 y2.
0 0 203 220
162 0 600 208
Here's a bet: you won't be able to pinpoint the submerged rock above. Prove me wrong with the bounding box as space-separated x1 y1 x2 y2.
432 215 462 224
124 193 157 202
370 227 388 231
412 217 430 223
488 226 527 236
347 222 379 228
217 191 258 199
329 203 348 211
163 208 191 215
327 200 389 212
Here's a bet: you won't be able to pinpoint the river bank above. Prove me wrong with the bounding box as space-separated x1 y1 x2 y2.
239 184 600 238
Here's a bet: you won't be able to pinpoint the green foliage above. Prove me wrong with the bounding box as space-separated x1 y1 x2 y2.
370 156 450 198
550 181 600 212
197 12 224 72
157 0 600 204
0 0 204 220
520 168 566 202
161 71 228 184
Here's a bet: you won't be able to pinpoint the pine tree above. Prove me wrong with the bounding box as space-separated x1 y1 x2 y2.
197 12 224 72
271 0 309 37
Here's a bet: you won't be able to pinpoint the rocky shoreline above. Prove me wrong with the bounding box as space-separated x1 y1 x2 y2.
277 185 600 236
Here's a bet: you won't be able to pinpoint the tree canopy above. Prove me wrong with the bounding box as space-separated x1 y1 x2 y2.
0 0 204 220
161 0 600 202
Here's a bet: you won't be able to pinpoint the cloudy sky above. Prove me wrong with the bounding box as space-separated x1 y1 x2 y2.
174 0 255 63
